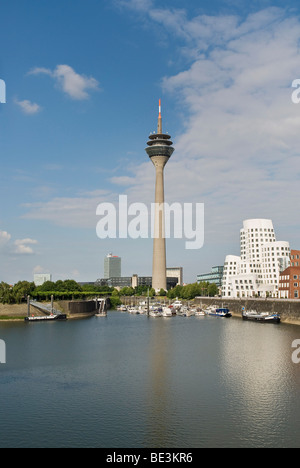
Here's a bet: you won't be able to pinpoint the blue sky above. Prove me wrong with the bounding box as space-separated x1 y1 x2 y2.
1 0 300 284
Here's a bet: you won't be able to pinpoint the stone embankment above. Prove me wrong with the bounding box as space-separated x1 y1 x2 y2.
194 297 300 325
0 300 101 321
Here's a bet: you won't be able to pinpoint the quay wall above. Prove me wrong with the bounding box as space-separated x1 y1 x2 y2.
58 300 98 318
194 297 300 325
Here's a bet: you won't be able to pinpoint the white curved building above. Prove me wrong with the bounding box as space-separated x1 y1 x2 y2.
222 219 290 298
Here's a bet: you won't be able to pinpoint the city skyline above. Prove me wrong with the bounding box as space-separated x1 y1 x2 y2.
1 1 300 284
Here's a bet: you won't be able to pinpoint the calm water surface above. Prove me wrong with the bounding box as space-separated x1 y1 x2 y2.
0 312 299 448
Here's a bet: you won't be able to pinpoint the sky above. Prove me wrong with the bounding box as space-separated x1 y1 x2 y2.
1 0 300 284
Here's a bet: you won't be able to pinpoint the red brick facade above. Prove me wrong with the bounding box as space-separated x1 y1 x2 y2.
279 250 300 299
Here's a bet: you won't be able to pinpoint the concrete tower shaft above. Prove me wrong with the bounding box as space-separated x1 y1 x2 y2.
145 101 175 292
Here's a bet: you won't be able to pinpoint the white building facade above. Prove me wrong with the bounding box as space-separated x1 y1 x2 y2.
222 219 290 298
34 273 52 287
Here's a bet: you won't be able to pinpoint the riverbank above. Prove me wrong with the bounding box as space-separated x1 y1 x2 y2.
0 300 99 321
0 304 28 321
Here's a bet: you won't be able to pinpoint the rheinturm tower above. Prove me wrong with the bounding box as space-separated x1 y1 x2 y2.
145 100 175 292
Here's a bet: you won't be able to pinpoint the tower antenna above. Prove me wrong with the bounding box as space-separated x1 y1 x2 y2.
157 99 162 134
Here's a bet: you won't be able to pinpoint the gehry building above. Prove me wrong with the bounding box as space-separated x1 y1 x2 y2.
222 219 290 298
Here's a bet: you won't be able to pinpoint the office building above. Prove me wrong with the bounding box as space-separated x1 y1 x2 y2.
95 275 178 291
197 266 224 287
104 254 121 279
222 219 290 298
167 267 183 286
34 273 52 287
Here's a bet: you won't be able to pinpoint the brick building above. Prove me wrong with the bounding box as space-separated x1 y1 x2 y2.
279 250 300 299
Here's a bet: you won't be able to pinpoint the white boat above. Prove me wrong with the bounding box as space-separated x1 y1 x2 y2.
186 308 195 317
128 307 140 314
195 308 205 316
172 300 183 311
149 308 163 317
162 307 173 317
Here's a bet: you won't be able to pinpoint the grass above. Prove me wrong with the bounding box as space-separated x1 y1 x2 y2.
0 316 26 321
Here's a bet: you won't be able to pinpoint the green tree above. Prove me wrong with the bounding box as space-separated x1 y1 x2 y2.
208 283 218 297
13 281 35 304
0 282 15 304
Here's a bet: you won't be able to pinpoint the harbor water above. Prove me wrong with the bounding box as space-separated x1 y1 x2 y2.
0 312 300 448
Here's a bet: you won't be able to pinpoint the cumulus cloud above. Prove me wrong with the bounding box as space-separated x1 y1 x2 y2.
15 99 41 115
29 64 100 100
14 238 38 255
0 231 12 247
0 231 38 255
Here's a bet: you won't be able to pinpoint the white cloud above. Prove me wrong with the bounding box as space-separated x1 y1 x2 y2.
22 193 113 228
33 265 48 274
15 99 41 115
0 231 38 256
29 64 100 100
14 238 38 255
0 231 12 247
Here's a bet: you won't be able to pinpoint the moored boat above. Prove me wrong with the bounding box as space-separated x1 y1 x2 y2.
242 309 280 323
162 307 173 317
25 314 67 322
205 306 232 318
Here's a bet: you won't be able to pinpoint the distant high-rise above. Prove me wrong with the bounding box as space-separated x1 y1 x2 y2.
104 254 121 279
34 273 52 286
145 100 174 292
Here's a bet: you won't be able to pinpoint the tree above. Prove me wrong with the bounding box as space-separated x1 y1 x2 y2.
12 281 35 304
0 282 14 304
119 287 135 296
62 280 83 292
208 283 218 297
36 281 57 292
